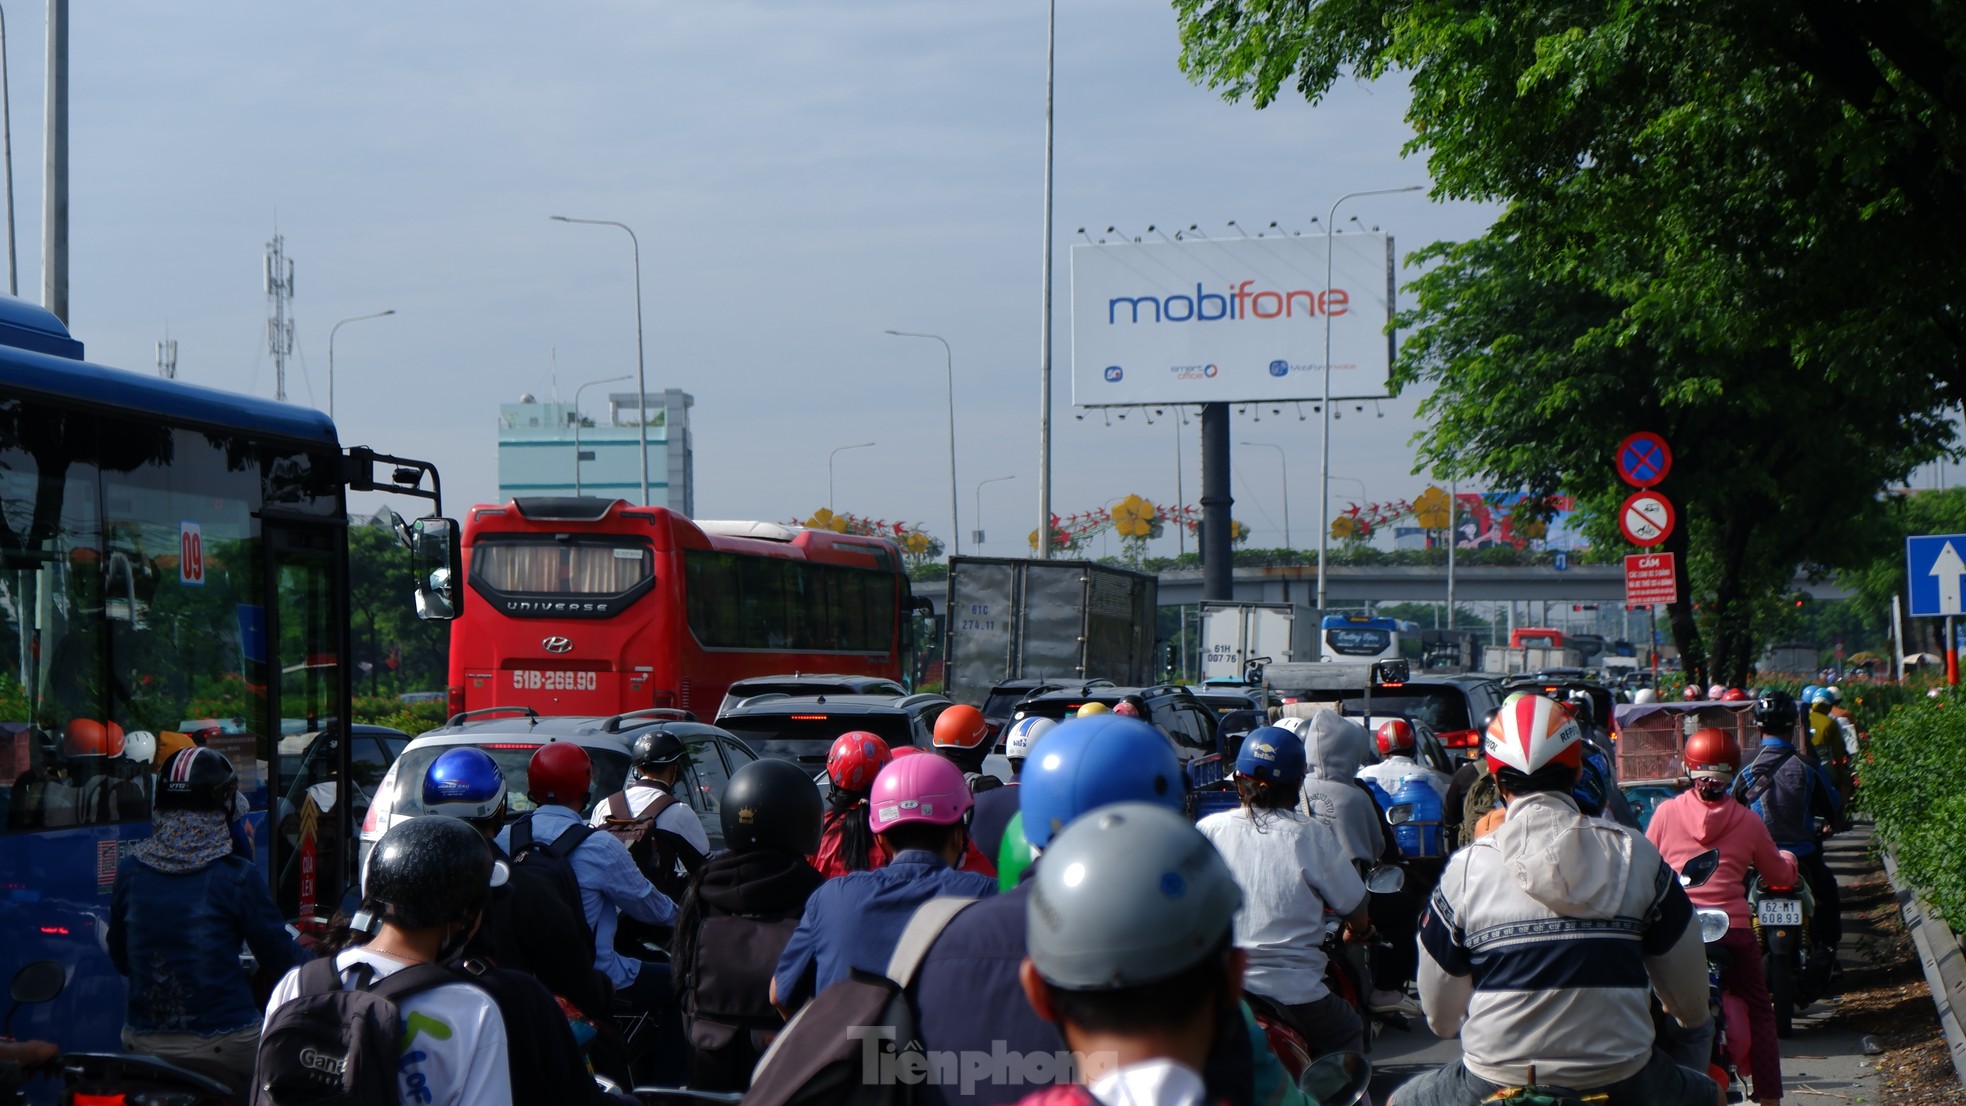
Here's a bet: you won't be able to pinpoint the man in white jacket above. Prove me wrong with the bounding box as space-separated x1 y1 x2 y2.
1393 694 1716 1106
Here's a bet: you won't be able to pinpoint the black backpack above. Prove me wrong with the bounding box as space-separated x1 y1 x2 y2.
508 813 598 950
742 896 976 1106
251 957 462 1105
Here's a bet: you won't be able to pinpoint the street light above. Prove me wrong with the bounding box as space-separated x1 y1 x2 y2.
1317 185 1423 612
1240 441 1289 550
829 441 876 510
885 329 961 555
973 474 1016 546
572 374 630 496
327 309 395 421
552 215 651 507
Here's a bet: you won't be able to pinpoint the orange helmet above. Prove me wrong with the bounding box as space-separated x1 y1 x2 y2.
64 718 125 758
1683 728 1740 781
931 704 990 751
1376 719 1416 758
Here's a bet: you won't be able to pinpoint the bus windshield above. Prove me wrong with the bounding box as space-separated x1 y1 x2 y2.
471 535 653 597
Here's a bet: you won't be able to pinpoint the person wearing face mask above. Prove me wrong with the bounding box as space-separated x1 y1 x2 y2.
1646 728 1796 1106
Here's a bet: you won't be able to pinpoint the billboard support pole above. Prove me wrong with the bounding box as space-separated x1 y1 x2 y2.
1035 0 1056 560
1201 402 1232 601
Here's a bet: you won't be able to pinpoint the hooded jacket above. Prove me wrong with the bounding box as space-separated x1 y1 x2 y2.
1417 791 1709 1090
1290 712 1388 868
1645 789 1796 928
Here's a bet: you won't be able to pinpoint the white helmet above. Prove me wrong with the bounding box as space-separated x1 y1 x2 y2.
1484 693 1583 776
121 729 157 766
1631 688 1657 705
1001 715 1057 763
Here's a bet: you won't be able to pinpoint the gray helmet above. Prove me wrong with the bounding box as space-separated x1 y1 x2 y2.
631 726 688 770
1025 802 1241 990
363 815 507 930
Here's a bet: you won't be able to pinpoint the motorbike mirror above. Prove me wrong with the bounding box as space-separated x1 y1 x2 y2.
1365 864 1406 895
1298 1050 1373 1106
1678 848 1722 888
10 959 64 1005
1385 803 1415 826
1696 908 1731 944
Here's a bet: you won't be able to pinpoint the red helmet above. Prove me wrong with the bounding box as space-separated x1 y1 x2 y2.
527 742 592 807
932 704 990 751
891 746 926 759
1719 687 1748 703
1375 719 1416 758
1683 728 1740 781
826 730 892 792
1680 685 1702 701
63 718 125 758
1484 694 1583 776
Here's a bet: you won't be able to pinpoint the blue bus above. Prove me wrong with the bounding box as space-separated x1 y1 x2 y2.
0 297 456 1060
1320 614 1422 663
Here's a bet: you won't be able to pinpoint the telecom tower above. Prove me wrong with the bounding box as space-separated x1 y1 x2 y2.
156 336 176 379
264 234 295 400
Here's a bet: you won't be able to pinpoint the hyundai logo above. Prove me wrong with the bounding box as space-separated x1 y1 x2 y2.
542 636 574 654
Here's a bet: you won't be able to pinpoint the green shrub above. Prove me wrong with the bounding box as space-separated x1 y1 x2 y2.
352 696 448 737
1864 687 1966 926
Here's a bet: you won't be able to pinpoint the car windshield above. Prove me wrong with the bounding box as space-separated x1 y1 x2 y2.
982 690 1035 721
717 713 920 769
387 743 633 819
1314 687 1474 732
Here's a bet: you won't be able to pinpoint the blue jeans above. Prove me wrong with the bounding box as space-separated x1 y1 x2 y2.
1390 1049 1716 1106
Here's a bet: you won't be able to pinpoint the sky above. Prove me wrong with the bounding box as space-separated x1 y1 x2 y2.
18 1 1531 555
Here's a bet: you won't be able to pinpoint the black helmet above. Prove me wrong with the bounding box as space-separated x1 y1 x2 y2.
156 747 237 812
631 726 688 771
363 815 506 930
1753 690 1799 735
1563 689 1596 729
720 758 823 855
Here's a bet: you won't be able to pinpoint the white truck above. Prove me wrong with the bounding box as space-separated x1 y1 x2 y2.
1200 602 1319 684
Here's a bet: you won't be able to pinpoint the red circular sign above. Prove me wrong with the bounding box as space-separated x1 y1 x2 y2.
1619 490 1676 547
1616 432 1672 489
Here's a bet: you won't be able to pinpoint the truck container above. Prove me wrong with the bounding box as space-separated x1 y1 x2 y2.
1200 602 1319 684
943 557 1159 707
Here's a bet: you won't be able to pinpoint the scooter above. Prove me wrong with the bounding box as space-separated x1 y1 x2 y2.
1749 867 1822 1037
1319 865 1412 1052
4 959 240 1106
1673 847 1754 1103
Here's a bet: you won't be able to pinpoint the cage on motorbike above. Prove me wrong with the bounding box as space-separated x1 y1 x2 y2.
1610 701 1758 786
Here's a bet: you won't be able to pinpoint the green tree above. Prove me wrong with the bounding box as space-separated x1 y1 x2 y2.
1172 0 1966 683
347 524 447 695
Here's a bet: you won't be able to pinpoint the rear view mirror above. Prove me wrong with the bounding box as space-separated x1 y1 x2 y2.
411 516 462 622
1298 1050 1372 1106
1678 847 1722 888
1365 864 1406 895
9 959 63 1005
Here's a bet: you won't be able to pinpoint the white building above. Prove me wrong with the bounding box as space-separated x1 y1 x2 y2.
496 389 694 515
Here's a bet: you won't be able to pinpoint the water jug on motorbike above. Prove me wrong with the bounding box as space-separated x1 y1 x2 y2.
1380 780 1446 860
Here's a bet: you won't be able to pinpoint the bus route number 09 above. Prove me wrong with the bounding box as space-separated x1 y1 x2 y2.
512 670 599 692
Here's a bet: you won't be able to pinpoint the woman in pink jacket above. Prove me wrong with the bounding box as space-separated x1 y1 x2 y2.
1647 727 1797 1106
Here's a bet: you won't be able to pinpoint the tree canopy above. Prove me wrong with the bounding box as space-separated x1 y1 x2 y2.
1174 0 1966 681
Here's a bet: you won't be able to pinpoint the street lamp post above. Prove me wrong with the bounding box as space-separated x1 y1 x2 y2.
572 374 630 496
327 309 395 421
1240 441 1289 550
973 474 1016 546
552 215 651 507
1317 185 1422 612
829 441 876 511
885 329 961 555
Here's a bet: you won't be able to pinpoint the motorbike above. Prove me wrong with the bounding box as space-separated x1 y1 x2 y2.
1671 847 1755 1103
1749 867 1822 1037
1243 993 1314 1080
1321 865 1412 1052
4 959 240 1106
1299 1051 1373 1106
1475 1064 1608 1105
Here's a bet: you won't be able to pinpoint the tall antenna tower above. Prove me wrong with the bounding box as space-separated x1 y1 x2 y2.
156 335 176 379
264 233 295 400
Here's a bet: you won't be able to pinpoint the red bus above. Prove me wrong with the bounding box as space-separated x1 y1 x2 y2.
449 498 924 718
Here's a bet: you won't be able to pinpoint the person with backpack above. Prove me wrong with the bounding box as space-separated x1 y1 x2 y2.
1011 801 1248 1106
671 757 826 1089
771 752 997 1011
589 724 710 901
912 713 1312 1106
108 746 303 1086
971 715 1053 862
1734 689 1848 996
258 815 511 1106
812 730 894 878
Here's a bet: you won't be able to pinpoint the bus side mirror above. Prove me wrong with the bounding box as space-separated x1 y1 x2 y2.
411 516 462 622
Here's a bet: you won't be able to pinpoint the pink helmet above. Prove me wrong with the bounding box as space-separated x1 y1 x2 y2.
1706 683 1727 700
868 751 973 832
1112 699 1143 718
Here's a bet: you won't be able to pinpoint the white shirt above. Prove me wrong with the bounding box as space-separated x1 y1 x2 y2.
1197 806 1367 1005
1087 1058 1206 1106
264 948 512 1106
588 778 712 857
1356 756 1451 798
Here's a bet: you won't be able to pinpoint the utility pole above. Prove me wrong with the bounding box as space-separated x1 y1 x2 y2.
156 336 176 379
265 235 295 401
40 0 65 321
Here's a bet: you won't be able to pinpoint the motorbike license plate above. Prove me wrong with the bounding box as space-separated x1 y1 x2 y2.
1758 898 1802 927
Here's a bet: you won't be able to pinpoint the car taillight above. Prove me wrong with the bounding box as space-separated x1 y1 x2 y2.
1439 728 1480 750
448 686 465 717
364 762 399 837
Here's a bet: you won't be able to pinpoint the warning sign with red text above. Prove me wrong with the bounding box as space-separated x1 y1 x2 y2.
1625 553 1679 606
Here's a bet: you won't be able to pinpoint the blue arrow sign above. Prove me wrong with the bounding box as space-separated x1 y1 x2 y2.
1554 551 1569 572
1906 534 1966 617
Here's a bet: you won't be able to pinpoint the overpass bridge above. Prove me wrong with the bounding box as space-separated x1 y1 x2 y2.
918 562 1852 609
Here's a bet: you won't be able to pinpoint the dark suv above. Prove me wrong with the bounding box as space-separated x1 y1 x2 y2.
713 692 955 774
1280 673 1504 759
1010 684 1226 785
979 678 1115 738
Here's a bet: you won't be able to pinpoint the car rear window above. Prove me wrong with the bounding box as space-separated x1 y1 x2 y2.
717 713 920 769
982 691 1033 721
1317 687 1473 732
388 743 632 819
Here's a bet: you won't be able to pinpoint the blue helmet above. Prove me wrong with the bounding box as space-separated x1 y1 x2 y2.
423 747 507 823
1235 725 1307 785
1800 684 1822 706
1018 715 1183 849
1573 745 1611 816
